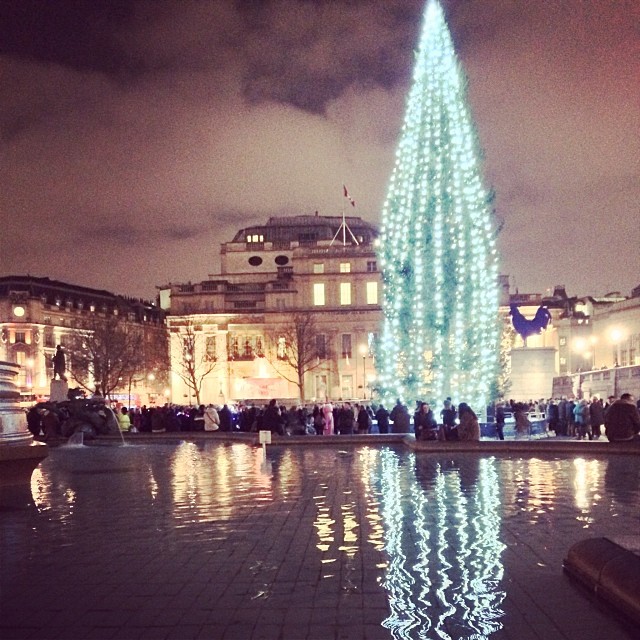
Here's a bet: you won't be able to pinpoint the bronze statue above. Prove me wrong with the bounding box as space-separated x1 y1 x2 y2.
52 345 67 381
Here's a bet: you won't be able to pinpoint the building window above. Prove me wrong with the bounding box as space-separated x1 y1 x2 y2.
206 336 217 361
340 262 351 273
366 282 378 304
14 332 26 344
277 337 286 359
313 283 325 306
559 337 567 346
340 283 351 305
229 336 239 359
316 334 327 359
559 357 566 365
313 263 324 274
341 334 352 359
247 234 264 243
367 261 377 272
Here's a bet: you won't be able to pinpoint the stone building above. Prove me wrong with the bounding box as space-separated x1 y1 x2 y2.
0 276 168 406
158 214 381 404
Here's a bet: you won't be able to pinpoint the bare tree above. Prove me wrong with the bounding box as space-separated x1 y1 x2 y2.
124 324 170 405
171 320 218 406
266 312 330 403
66 314 145 399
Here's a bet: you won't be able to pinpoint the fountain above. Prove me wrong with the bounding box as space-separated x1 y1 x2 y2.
0 361 48 503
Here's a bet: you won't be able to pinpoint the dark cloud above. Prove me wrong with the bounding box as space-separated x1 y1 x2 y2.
1 0 638 299
0 0 138 74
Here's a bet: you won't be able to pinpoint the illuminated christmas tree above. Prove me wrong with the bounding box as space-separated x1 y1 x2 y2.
376 0 500 412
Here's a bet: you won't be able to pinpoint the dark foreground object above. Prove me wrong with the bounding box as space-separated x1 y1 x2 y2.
564 537 640 627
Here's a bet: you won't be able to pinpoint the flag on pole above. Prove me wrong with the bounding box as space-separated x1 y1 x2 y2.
343 185 356 207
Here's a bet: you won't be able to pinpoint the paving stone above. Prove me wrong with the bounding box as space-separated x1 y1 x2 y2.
2 440 638 639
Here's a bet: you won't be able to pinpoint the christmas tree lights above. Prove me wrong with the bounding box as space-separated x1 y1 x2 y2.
376 0 500 412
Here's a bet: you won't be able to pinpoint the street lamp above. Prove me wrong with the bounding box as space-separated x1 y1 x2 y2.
610 327 626 366
359 344 367 400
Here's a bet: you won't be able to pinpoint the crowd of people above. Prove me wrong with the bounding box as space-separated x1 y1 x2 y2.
27 391 640 444
107 396 484 441
495 394 640 442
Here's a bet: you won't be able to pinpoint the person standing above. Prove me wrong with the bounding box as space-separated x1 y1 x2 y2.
589 397 605 439
263 399 284 435
574 399 591 440
546 399 559 435
375 404 390 434
357 404 370 434
203 404 220 431
322 402 334 435
219 404 233 432
604 393 640 442
337 403 355 435
390 399 410 433
557 397 569 436
117 406 131 432
495 401 506 440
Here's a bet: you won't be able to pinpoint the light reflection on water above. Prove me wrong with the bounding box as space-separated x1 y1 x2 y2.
375 451 507 639
19 443 640 639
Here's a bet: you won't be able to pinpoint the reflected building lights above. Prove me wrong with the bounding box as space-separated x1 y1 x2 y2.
573 458 602 519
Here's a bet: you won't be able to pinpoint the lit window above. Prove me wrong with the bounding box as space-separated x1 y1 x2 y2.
313 283 325 306
340 262 351 273
340 283 351 305
366 282 378 304
560 357 566 365
341 334 352 359
277 337 286 359
313 263 325 274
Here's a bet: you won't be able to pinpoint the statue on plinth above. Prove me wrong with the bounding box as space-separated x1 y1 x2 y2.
52 345 67 381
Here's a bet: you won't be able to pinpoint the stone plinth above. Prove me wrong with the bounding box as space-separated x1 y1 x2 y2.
50 379 69 402
510 347 557 400
0 361 48 487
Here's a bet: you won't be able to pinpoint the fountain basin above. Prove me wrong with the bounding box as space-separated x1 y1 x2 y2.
0 360 48 486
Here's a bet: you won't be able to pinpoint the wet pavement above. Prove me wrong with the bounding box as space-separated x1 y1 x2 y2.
1 437 639 640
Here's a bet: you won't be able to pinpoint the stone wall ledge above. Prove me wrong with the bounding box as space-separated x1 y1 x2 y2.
564 537 640 627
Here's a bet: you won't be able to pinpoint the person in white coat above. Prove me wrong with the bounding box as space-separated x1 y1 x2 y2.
204 404 220 431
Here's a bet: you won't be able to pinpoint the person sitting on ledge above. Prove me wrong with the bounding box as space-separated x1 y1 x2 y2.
457 403 480 441
604 393 640 442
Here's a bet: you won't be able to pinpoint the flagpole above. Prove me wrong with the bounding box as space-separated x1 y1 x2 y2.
330 184 359 247
342 188 346 246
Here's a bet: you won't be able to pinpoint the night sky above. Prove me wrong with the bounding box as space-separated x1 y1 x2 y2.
2 0 638 300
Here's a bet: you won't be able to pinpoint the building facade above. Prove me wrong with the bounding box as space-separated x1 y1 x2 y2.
4 223 637 409
0 276 168 406
159 215 381 404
